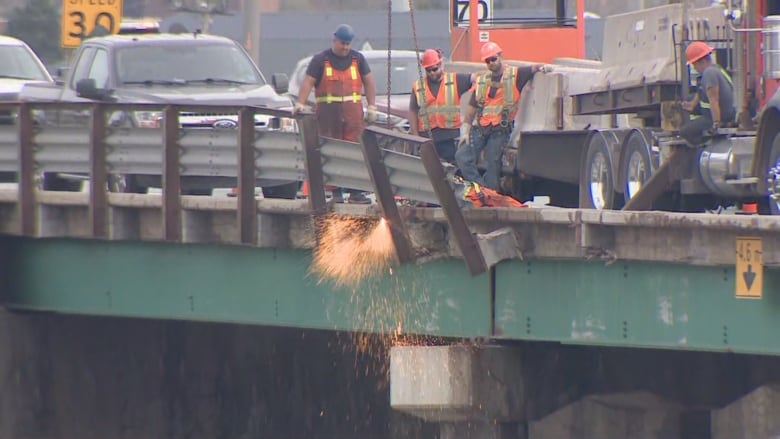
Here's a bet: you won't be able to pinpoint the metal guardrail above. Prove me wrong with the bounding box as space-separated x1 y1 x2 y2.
0 101 440 244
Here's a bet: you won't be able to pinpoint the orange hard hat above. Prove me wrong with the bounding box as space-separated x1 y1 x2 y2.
421 49 442 69
686 41 713 64
480 41 502 61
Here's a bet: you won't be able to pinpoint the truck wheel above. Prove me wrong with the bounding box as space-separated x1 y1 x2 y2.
579 132 617 209
766 132 780 215
620 129 654 204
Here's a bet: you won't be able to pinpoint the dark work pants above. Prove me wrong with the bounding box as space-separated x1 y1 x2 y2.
433 137 457 163
680 115 713 146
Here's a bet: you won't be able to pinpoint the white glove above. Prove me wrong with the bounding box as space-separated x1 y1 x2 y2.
536 64 552 74
457 123 471 146
291 102 309 115
365 105 377 123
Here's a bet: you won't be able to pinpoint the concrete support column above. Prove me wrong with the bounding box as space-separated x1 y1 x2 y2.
712 384 780 439
529 391 684 439
182 210 213 243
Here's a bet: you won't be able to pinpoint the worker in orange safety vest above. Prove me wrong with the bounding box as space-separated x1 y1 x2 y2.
293 24 377 203
410 48 475 163
455 41 548 191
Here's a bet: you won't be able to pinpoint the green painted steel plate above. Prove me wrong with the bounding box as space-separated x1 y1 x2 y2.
495 259 780 355
0 237 490 338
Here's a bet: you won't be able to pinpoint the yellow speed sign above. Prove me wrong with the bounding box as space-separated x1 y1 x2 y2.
61 0 124 48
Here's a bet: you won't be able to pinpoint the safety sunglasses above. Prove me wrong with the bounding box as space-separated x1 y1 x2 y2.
485 56 499 64
425 65 441 73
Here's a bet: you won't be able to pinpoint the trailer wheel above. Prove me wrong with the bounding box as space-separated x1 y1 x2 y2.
579 132 617 209
766 132 780 215
620 129 654 204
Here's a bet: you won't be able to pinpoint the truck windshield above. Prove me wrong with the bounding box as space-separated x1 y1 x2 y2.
0 45 51 81
116 43 265 86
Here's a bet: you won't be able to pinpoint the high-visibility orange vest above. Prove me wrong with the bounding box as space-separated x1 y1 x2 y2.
315 57 362 105
412 72 462 132
474 66 520 127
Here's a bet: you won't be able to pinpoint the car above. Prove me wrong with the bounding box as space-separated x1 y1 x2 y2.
0 35 53 123
288 49 422 136
20 33 298 197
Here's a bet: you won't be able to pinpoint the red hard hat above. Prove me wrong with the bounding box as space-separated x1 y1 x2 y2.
480 42 502 61
421 49 442 69
686 41 713 64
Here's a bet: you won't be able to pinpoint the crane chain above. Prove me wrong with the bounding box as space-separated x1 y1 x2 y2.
386 0 393 130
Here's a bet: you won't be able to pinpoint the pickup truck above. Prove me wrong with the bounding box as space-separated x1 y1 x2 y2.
20 33 297 197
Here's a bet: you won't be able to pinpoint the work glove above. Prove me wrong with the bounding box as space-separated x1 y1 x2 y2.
291 102 309 115
457 123 471 147
365 105 377 123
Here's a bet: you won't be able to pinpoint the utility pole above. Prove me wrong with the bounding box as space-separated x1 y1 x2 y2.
242 0 261 65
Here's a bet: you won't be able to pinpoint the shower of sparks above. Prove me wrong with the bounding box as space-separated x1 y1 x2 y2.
310 214 444 386
310 215 395 288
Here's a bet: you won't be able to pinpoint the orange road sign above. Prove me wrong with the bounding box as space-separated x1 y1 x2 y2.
61 0 124 48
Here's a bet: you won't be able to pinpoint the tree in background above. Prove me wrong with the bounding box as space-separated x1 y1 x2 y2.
7 0 62 66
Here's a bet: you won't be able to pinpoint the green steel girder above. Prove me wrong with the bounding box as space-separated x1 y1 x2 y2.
0 236 490 338
495 259 780 356
2 236 780 356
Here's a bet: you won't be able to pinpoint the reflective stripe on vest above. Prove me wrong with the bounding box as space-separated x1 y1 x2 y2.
315 57 362 104
475 66 519 126
700 66 733 110
413 72 462 132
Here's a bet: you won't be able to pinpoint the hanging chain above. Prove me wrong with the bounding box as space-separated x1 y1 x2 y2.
386 0 393 130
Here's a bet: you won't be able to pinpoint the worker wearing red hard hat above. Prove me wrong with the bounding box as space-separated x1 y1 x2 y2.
679 41 735 146
455 41 548 190
409 48 475 163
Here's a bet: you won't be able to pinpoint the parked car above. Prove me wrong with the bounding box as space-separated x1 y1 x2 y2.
288 49 422 136
20 33 298 197
0 35 53 121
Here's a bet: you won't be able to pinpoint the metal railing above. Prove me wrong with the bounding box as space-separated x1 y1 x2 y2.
0 101 439 245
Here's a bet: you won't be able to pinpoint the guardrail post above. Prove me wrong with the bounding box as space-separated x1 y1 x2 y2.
17 103 35 236
360 128 415 264
162 105 181 242
298 114 327 215
419 141 486 276
238 107 257 245
89 103 108 239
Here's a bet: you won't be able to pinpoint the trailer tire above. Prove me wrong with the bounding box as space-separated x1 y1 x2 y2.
766 131 780 215
579 132 617 210
620 129 654 205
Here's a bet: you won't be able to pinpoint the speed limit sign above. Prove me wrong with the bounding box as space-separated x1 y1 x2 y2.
61 0 124 48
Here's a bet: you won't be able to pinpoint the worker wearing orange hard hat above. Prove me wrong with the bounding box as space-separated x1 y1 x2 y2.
679 40 735 146
409 48 475 163
455 41 548 190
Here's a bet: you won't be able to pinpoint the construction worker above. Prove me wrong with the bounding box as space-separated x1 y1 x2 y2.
293 24 377 203
455 41 547 191
679 41 736 146
409 48 474 163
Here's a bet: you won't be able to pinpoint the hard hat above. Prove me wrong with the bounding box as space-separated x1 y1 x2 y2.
480 41 502 61
421 49 442 68
686 41 713 64
333 24 355 43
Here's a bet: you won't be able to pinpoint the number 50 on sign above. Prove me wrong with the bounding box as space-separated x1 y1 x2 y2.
61 0 124 48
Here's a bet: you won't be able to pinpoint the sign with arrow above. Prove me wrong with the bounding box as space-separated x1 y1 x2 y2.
735 237 762 298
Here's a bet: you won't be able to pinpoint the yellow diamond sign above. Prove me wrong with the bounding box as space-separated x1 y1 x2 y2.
61 0 124 48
